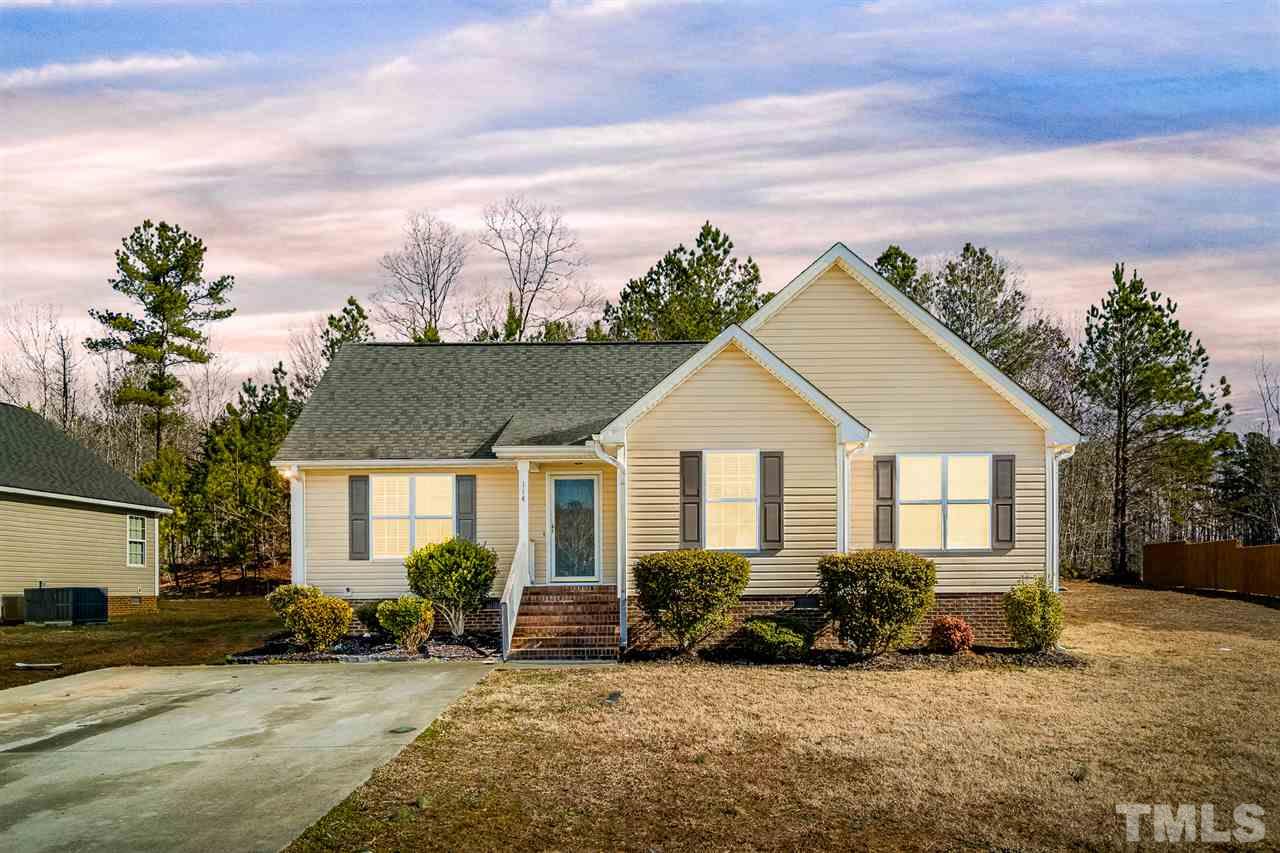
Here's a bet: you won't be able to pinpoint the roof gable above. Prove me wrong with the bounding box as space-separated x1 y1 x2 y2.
598 325 869 444
743 243 1082 445
0 403 170 512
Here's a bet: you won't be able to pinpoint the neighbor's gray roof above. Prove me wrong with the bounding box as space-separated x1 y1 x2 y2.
0 403 170 511
277 341 706 461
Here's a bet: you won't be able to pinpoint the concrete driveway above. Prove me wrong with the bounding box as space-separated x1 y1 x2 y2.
0 662 490 853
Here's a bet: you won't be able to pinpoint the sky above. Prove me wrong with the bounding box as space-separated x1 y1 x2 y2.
1 0 1278 425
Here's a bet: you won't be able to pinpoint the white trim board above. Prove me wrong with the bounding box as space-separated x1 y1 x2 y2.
598 325 870 445
741 243 1083 446
271 458 515 470
0 485 173 515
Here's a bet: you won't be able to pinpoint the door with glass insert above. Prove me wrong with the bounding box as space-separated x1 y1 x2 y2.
549 476 598 581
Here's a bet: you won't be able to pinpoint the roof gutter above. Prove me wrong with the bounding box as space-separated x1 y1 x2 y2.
0 485 173 515
271 458 516 470
492 445 598 460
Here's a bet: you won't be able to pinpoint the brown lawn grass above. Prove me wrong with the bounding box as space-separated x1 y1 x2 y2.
289 583 1280 851
0 597 280 691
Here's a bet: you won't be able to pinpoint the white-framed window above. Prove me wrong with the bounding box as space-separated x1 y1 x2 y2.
370 473 455 559
704 450 759 550
127 515 147 567
897 453 992 551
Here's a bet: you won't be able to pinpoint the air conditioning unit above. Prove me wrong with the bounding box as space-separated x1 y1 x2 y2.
1 594 24 625
23 587 109 624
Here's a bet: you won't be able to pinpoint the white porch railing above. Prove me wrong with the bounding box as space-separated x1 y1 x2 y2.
499 538 534 659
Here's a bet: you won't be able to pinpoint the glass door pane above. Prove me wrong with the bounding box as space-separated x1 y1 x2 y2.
552 478 596 579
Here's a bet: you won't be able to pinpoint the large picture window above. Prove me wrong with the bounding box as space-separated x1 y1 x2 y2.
704 450 759 550
897 454 991 551
370 474 454 559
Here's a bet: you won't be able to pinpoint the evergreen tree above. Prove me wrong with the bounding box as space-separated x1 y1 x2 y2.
603 222 770 341
290 296 374 399
1081 263 1232 576
85 220 235 457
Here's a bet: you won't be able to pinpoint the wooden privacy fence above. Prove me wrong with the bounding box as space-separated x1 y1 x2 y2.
1143 540 1280 597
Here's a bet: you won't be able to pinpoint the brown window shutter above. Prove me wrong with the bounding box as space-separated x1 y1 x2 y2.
992 454 1016 549
349 475 369 561
873 456 895 548
679 451 702 548
760 451 784 550
455 475 477 542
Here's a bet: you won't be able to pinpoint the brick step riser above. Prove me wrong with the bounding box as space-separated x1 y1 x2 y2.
516 616 618 627
510 637 620 650
518 606 618 616
513 630 619 641
521 596 617 606
508 652 618 662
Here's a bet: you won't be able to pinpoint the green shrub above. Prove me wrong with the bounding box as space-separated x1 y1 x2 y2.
288 595 353 652
354 600 388 636
266 583 321 622
405 538 497 637
377 595 436 654
633 549 751 652
817 550 936 657
742 618 810 662
1003 578 1064 651
928 615 975 654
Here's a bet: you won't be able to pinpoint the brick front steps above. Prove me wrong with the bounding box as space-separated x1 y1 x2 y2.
508 585 620 661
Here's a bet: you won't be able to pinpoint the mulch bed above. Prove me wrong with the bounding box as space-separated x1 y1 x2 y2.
227 630 499 664
631 645 1085 670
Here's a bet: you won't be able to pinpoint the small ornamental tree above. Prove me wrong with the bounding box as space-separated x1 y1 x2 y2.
817 551 936 657
633 549 751 652
405 538 497 637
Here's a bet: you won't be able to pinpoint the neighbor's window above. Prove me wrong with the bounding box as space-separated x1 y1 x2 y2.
370 474 454 559
127 515 147 567
897 454 991 551
705 450 759 550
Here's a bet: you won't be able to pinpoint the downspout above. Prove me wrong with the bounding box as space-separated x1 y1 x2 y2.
589 437 628 649
1051 445 1076 591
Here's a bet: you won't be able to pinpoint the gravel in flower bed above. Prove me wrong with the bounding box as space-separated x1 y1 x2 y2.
227 631 499 664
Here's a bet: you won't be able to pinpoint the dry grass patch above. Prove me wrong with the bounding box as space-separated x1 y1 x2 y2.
0 598 279 691
289 583 1280 851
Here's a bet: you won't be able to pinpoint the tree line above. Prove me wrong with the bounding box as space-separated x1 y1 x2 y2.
1 202 1276 588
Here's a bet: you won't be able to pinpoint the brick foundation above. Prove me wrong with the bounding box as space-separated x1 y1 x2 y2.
107 595 159 617
349 598 500 636
627 591 1010 652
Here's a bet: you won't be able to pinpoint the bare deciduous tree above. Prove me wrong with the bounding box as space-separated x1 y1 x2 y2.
477 195 597 341
374 211 467 341
1 303 84 432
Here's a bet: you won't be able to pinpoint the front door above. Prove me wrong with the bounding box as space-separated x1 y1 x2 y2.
549 475 599 582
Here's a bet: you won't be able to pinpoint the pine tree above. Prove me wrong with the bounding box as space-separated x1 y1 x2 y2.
85 221 235 457
1081 263 1232 577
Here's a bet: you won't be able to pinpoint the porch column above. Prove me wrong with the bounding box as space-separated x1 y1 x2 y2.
288 466 306 585
517 460 531 581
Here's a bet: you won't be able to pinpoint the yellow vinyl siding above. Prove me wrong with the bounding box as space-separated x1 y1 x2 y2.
627 342 837 594
0 496 159 597
303 467 517 599
528 464 618 585
754 264 1048 592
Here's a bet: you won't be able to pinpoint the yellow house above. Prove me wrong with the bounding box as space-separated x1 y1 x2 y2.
274 244 1081 660
1 402 170 619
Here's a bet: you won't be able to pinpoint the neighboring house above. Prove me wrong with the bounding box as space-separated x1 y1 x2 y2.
274 244 1082 659
0 402 171 617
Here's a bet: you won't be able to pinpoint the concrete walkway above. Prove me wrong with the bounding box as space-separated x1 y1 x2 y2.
0 662 490 852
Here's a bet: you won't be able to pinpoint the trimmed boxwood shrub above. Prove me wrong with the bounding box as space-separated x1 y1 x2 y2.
354 600 388 636
817 550 936 657
634 549 751 652
928 615 975 654
377 595 435 654
1003 578 1064 651
405 538 497 638
266 583 322 622
288 595 353 652
742 618 810 662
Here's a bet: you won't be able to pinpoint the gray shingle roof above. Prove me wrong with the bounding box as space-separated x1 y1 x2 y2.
277 341 705 461
0 403 170 511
